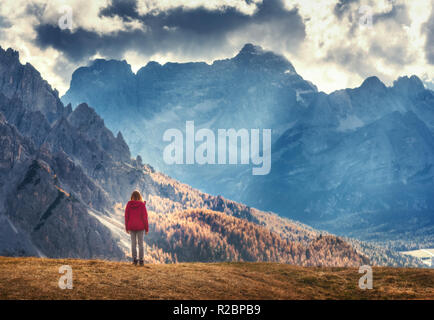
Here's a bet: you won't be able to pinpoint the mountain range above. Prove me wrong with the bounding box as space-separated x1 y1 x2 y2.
62 44 434 250
0 45 423 267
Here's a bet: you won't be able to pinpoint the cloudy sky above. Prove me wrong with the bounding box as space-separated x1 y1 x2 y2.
0 0 433 95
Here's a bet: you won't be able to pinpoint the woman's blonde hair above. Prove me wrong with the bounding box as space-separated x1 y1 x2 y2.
130 190 143 201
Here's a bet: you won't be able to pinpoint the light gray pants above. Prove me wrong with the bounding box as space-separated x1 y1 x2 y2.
130 230 144 261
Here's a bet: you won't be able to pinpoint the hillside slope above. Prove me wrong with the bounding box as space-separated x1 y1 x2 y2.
146 209 368 266
0 257 433 300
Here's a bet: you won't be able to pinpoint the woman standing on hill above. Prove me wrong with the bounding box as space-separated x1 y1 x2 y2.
125 190 149 266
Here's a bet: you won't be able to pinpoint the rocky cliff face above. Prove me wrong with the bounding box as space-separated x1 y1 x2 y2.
62 44 434 249
0 47 64 123
0 97 124 259
0 47 132 259
67 103 131 163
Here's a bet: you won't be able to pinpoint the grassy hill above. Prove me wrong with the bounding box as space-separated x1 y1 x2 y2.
0 257 433 300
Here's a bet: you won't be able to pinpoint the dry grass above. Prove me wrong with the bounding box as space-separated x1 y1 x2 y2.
0 257 433 300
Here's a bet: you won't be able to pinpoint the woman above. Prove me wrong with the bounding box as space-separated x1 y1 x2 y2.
125 190 149 266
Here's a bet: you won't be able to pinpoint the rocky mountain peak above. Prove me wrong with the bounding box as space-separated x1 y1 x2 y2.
144 61 162 69
238 43 264 55
233 43 296 73
116 131 125 142
0 46 20 65
393 75 425 97
359 76 387 93
0 46 64 123
68 103 105 130
89 58 134 76
66 103 131 163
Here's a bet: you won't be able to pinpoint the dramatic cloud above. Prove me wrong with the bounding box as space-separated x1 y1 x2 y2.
282 0 433 92
0 15 12 29
425 7 434 64
34 0 306 64
0 0 433 95
321 1 414 83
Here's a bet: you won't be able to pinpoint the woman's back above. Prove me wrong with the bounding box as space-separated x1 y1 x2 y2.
125 200 148 231
125 190 149 265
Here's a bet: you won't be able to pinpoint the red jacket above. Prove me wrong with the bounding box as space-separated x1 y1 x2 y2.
125 200 149 232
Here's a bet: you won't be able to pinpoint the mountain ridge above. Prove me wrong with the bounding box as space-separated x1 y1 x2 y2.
61 43 434 250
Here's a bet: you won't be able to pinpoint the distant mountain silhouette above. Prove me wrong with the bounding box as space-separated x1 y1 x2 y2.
62 44 434 249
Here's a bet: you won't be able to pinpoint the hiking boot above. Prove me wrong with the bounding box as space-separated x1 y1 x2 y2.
133 259 138 266
139 260 144 266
